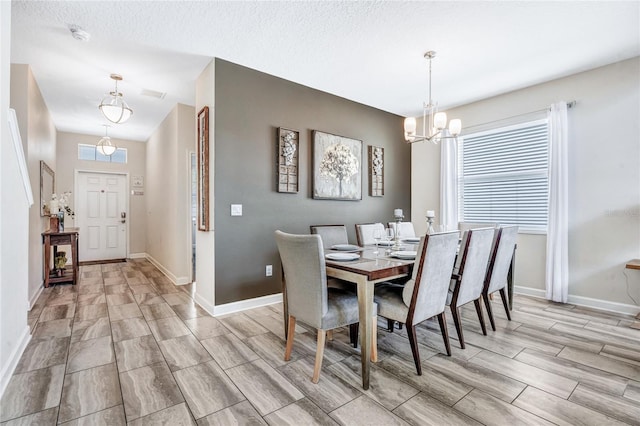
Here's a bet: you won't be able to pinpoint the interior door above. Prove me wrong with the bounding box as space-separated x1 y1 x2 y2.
77 172 127 262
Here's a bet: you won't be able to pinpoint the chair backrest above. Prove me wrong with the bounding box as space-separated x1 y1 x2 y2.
485 225 518 294
310 225 349 248
355 222 385 246
275 230 327 329
401 231 460 325
454 227 494 307
458 222 497 233
388 222 416 238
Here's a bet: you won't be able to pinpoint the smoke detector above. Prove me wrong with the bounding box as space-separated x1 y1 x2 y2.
68 24 90 42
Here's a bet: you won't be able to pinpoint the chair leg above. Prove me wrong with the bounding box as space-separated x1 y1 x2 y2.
450 306 465 349
499 288 512 321
483 292 497 331
387 319 394 333
371 316 378 362
437 313 451 356
327 330 333 341
349 323 359 348
284 316 296 361
406 324 422 375
474 299 487 335
312 329 327 383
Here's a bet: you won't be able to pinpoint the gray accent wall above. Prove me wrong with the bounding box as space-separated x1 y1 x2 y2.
214 58 411 304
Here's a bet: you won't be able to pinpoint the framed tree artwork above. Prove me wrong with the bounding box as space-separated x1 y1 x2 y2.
277 127 299 193
368 145 384 197
312 130 362 201
197 106 210 231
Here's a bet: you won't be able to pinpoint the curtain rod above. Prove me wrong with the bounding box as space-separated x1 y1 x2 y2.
461 100 576 132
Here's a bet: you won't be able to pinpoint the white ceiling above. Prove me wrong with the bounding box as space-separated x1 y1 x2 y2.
10 1 640 142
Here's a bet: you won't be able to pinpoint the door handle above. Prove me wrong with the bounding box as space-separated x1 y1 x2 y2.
121 211 126 224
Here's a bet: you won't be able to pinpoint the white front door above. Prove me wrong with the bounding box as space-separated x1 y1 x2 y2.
77 172 127 262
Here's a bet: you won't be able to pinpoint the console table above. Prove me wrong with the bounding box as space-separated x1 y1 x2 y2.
42 228 79 288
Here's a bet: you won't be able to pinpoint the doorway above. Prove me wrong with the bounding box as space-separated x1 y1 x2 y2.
76 171 128 262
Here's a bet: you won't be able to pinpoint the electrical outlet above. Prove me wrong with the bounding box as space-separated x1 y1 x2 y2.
265 264 273 276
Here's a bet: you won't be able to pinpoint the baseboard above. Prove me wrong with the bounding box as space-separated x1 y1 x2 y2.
212 293 283 316
28 283 44 310
0 326 31 399
514 285 640 316
193 290 215 317
144 254 191 286
128 252 146 259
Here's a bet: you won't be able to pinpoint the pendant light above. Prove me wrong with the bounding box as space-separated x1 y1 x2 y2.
99 74 133 124
96 124 117 156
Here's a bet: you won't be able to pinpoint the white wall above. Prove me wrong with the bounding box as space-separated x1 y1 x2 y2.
412 57 640 313
56 131 147 255
10 64 56 307
1 0 31 397
194 60 216 313
145 103 194 284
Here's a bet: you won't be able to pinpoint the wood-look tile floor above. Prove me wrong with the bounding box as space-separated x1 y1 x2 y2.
3 259 640 425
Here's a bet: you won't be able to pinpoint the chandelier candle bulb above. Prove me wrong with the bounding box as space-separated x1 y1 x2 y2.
449 119 462 136
434 112 447 130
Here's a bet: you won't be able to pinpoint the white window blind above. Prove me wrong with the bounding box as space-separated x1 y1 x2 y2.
458 119 548 232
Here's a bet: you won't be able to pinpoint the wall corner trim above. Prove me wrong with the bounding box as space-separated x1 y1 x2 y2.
29 283 44 310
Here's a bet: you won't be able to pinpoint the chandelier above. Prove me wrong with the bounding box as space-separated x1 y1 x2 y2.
99 74 133 124
96 125 117 156
404 51 461 144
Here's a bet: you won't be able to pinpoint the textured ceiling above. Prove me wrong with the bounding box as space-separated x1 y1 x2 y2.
10 1 640 142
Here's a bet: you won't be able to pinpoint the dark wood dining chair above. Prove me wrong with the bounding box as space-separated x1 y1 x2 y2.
275 230 376 383
374 231 460 375
483 225 519 330
447 227 494 348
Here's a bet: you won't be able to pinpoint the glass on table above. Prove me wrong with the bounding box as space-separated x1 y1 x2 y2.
385 227 394 254
373 229 382 255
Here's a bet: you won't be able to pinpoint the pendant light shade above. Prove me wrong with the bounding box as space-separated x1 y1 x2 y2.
97 125 117 156
99 74 133 124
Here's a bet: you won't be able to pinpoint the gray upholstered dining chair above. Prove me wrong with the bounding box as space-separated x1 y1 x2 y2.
458 222 497 233
355 222 385 246
374 231 459 375
310 224 350 248
447 227 494 349
275 230 377 383
310 224 357 327
388 221 417 238
482 225 519 330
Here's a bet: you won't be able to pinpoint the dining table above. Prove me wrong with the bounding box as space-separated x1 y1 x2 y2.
280 236 516 391
282 241 417 390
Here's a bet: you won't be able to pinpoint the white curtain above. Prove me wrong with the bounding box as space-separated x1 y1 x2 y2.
545 102 569 303
440 135 459 231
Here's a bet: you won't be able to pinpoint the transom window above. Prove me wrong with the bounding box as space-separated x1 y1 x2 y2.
457 119 549 233
78 144 127 164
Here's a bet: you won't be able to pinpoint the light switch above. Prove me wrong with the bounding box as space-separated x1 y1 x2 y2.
231 204 243 216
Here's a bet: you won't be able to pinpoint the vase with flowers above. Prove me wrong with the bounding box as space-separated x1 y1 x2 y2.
47 192 75 232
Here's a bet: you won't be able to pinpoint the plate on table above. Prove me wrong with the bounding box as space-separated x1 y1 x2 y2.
390 251 417 260
326 253 360 261
403 237 421 244
377 240 395 246
331 244 360 252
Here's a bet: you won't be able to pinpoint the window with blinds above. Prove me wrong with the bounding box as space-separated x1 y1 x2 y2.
78 144 127 164
457 119 548 232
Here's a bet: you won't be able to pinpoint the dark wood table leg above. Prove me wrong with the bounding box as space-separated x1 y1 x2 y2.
281 263 288 339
